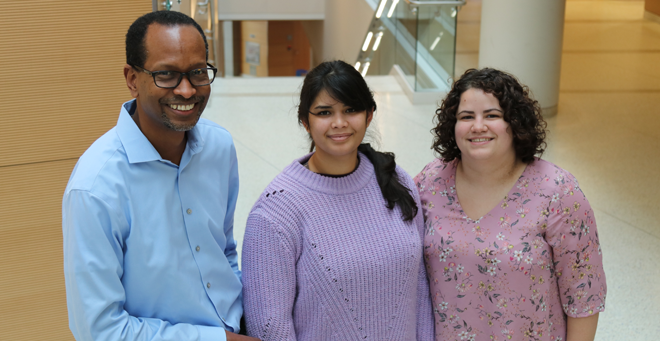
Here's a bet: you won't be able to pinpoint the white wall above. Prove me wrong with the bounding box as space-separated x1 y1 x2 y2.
217 0 324 20
323 0 375 63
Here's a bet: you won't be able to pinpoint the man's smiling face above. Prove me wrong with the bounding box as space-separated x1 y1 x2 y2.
131 23 209 133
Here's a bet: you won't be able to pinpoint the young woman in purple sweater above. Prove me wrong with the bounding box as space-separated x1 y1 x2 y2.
241 60 434 340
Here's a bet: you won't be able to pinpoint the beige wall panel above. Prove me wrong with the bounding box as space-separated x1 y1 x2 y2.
0 1 151 340
241 21 269 76
0 290 70 340
0 159 75 233
0 1 151 168
0 159 77 340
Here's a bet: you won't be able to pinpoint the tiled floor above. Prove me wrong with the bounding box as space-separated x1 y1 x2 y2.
204 1 660 339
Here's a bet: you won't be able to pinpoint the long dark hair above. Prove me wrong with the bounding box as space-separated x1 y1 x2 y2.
298 60 418 221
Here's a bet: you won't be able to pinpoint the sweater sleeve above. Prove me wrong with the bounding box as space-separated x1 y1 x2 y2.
413 191 435 340
401 168 435 340
242 212 299 341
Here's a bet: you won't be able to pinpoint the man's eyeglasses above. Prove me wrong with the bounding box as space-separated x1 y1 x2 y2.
131 64 218 89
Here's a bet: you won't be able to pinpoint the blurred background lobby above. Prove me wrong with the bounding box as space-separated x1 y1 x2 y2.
1 0 658 339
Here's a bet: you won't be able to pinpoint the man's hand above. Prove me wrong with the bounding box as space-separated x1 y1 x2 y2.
225 330 261 341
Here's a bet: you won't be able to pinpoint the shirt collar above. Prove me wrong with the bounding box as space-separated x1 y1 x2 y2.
115 99 205 164
186 119 203 155
115 100 161 164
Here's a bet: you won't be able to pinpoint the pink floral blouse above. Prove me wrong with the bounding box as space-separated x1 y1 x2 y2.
414 158 606 341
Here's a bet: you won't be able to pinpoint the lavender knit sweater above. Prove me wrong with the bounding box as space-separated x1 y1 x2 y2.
242 153 434 340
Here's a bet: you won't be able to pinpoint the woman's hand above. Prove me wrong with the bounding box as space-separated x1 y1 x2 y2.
566 313 599 341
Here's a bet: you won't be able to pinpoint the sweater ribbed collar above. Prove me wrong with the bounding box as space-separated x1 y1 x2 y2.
282 152 375 195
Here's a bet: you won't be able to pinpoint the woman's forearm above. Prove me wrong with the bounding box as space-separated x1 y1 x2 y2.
566 313 599 341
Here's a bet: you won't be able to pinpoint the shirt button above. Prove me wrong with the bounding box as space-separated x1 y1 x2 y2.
207 282 211 288
186 208 192 214
196 246 200 252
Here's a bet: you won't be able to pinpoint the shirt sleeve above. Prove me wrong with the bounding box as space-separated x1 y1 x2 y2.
544 173 607 318
223 143 241 283
242 213 298 341
63 189 228 341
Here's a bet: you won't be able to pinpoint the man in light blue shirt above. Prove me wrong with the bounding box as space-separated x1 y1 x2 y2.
62 11 258 341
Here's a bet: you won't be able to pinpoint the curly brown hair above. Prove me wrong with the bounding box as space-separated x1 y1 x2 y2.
432 68 547 163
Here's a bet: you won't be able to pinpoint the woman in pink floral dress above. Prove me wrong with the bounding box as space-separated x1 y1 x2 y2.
414 68 606 341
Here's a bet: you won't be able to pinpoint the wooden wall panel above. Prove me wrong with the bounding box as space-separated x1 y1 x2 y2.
0 1 151 167
646 0 660 16
233 21 243 76
268 21 296 76
268 21 311 77
241 21 269 76
0 1 152 339
292 22 312 73
0 159 78 340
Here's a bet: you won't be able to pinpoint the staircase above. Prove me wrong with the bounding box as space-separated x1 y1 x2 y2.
356 0 465 103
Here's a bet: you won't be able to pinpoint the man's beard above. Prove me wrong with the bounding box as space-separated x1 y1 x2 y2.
159 96 205 131
161 110 202 131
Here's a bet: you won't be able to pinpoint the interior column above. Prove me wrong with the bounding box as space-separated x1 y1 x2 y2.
478 0 566 116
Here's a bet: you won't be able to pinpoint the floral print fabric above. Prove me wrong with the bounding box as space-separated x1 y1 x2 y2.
414 158 606 341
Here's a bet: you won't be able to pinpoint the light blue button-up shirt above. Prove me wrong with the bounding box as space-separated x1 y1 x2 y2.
63 100 242 341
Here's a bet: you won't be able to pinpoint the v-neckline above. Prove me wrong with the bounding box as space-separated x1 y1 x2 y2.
451 160 529 222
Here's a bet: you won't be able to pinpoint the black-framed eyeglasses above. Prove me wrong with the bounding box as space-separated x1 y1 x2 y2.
131 64 218 89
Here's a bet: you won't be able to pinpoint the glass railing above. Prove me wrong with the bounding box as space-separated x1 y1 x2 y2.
356 0 464 96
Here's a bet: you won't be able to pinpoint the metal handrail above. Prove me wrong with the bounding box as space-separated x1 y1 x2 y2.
404 0 465 6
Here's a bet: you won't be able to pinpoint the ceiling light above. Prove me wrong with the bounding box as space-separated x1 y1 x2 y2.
361 62 370 77
375 0 388 19
430 37 441 50
362 32 374 51
387 0 399 18
372 32 384 51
